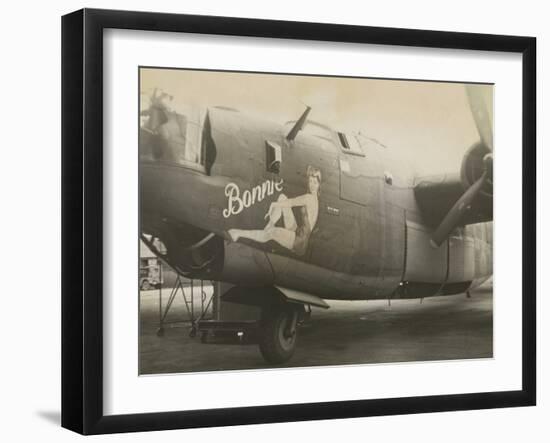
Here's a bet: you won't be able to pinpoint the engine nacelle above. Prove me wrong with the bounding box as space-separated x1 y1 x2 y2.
414 141 493 229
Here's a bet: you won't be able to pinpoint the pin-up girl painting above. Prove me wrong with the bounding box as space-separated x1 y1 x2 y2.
228 166 321 256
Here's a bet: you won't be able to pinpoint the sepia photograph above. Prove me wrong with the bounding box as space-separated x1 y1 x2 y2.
138 67 493 375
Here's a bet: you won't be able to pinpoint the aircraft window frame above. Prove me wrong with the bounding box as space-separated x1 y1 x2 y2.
172 108 209 174
265 140 282 174
178 110 205 166
337 132 365 157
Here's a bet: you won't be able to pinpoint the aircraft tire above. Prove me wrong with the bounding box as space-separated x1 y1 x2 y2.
259 305 298 364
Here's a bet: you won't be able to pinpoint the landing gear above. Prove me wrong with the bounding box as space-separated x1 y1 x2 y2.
259 305 300 364
194 285 316 364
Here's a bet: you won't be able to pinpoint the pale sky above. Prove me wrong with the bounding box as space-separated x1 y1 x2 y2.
140 68 493 175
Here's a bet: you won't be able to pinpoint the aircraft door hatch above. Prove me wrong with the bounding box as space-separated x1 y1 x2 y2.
339 158 381 207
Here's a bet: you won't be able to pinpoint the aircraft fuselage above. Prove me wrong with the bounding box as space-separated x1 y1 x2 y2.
140 106 492 301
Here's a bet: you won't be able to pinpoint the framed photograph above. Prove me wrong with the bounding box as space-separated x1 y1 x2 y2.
62 8 536 434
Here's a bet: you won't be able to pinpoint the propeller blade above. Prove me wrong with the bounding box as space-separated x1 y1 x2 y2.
141 88 172 132
430 171 487 247
145 106 168 132
465 85 493 151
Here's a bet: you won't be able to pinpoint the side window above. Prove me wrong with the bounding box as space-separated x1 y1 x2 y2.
337 132 364 156
265 140 282 173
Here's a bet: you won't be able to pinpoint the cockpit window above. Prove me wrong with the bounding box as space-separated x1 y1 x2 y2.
162 106 205 166
141 100 210 172
337 132 365 156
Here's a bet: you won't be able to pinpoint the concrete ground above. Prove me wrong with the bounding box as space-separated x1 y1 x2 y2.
139 285 492 374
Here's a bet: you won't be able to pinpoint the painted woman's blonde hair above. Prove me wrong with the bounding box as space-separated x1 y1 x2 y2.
306 165 322 195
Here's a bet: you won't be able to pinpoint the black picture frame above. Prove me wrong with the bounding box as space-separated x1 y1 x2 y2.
62 8 536 435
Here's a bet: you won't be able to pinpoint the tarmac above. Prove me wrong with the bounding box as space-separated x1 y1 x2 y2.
139 284 493 374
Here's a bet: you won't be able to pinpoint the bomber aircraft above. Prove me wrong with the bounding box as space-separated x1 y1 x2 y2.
139 84 493 364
